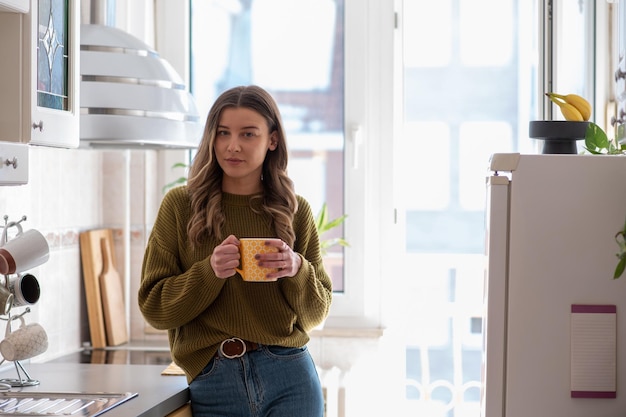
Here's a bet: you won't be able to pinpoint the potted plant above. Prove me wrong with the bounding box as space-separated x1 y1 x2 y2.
314 202 349 255
581 122 626 278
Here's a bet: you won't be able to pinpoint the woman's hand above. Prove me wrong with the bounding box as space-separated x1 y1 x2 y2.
256 239 302 280
210 235 241 279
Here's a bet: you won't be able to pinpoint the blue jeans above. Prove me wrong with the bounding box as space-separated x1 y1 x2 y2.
189 345 324 417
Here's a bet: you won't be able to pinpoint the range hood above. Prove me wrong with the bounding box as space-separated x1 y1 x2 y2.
79 2 201 149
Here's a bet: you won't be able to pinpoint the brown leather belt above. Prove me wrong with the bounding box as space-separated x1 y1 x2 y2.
218 337 260 359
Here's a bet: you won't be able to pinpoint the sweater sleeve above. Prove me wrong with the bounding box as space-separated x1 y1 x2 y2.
278 196 333 331
138 187 226 330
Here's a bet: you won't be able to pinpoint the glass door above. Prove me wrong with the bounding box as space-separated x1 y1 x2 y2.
37 0 69 111
399 0 538 415
30 0 79 148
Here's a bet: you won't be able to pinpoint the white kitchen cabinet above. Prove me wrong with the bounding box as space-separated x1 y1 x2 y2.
0 0 28 12
0 0 79 148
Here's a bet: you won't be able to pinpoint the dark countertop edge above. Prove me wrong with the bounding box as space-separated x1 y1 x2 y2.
0 363 189 417
137 388 189 417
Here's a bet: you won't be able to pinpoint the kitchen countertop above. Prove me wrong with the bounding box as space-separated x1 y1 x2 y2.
0 362 189 417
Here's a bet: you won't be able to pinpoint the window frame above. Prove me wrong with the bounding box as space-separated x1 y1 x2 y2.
155 0 403 330
325 0 401 329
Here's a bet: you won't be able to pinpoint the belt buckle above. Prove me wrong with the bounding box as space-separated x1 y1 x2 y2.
219 337 247 359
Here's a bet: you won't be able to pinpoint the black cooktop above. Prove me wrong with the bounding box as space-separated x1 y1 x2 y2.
49 348 172 365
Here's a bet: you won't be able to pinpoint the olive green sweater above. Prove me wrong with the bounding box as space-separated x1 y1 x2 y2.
138 186 333 383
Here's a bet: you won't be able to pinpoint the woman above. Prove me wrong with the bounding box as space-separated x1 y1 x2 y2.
138 85 332 416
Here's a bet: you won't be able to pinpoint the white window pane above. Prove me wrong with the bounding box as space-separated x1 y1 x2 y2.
403 122 450 210
189 1 240 119
403 0 452 67
458 121 512 210
289 157 326 212
405 255 452 347
251 0 336 90
553 0 590 97
459 0 513 66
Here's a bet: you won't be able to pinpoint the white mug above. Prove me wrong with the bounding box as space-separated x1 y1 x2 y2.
9 274 40 307
0 286 13 316
0 228 49 275
0 316 48 361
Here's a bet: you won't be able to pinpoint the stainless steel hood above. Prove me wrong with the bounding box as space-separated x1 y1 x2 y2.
79 1 201 149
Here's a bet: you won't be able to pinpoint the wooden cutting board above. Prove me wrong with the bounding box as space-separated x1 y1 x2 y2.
80 229 109 348
99 236 128 346
79 229 127 347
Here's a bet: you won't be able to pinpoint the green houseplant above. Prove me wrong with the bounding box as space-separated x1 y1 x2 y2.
615 218 626 279
582 122 626 278
314 202 349 255
583 122 626 155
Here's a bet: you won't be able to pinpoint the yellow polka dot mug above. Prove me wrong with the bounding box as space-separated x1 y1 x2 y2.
235 238 279 282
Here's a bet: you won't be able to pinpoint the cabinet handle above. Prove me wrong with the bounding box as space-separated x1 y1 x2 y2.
3 157 18 169
32 121 43 132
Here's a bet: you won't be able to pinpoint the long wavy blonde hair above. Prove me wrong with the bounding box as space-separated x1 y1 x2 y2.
186 85 298 247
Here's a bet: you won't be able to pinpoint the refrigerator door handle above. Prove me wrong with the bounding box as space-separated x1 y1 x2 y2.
482 175 511 417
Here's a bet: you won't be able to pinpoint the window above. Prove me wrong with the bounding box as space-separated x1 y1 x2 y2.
400 0 597 414
550 0 597 123
190 0 347 293
187 0 395 327
400 0 537 413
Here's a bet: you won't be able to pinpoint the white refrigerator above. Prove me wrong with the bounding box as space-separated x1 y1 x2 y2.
482 153 626 417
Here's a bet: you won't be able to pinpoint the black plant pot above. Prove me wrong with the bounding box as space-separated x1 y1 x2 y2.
529 121 590 154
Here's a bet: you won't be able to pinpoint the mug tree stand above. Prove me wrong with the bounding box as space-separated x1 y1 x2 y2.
0 215 40 387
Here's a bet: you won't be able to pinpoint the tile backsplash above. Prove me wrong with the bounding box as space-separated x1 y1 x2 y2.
0 146 103 362
0 145 168 363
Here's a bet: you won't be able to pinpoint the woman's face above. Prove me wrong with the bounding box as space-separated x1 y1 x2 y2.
214 107 278 194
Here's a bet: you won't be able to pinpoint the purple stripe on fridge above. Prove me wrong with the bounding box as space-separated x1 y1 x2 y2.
571 391 616 399
571 304 616 314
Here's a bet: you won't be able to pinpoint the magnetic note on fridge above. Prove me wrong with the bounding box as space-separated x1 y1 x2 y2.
570 304 616 398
